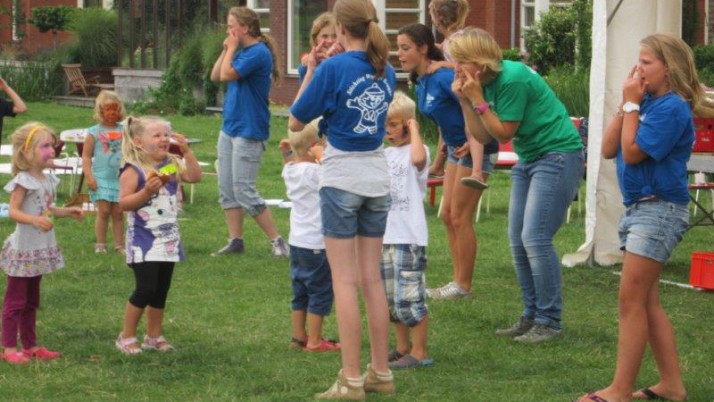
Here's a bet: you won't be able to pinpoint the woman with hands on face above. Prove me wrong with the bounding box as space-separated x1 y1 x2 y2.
450 27 584 344
396 23 498 301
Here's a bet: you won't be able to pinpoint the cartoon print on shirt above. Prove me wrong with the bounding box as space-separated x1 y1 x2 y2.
346 83 389 135
388 158 410 212
132 185 180 260
97 130 123 171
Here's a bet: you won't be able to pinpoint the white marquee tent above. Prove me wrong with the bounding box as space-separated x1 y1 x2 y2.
562 0 682 267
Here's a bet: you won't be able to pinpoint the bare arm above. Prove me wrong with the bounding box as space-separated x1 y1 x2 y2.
619 65 648 165
407 119 427 171
210 47 226 82
0 78 26 114
82 135 96 190
602 105 623 159
119 168 162 212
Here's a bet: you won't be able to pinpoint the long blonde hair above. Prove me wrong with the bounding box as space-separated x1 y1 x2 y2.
429 0 469 34
333 0 389 78
448 27 504 79
93 90 126 123
229 6 282 85
10 122 57 176
640 33 714 118
121 116 184 175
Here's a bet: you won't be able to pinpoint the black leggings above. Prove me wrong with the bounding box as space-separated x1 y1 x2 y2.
128 262 175 309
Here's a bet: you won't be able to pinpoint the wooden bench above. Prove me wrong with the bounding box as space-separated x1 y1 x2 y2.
62 64 114 97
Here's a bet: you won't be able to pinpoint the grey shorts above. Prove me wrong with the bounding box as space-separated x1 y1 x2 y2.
217 132 267 216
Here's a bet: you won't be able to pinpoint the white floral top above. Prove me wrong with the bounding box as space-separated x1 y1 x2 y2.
0 172 64 277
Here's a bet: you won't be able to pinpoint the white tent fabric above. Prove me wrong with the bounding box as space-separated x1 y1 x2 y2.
562 0 682 267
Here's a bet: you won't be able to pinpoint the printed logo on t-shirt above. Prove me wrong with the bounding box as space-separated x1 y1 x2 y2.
346 82 389 135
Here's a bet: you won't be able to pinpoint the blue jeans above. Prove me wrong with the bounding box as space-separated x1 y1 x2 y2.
217 132 267 216
508 150 584 329
290 246 334 316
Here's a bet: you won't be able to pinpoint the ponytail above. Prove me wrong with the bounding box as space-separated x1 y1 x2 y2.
259 33 282 86
366 20 389 78
334 0 389 78
229 6 282 86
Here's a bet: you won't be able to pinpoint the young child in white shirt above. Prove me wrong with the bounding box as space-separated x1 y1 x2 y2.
381 91 433 369
279 121 338 353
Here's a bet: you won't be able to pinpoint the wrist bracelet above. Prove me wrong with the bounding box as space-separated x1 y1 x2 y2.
472 102 489 115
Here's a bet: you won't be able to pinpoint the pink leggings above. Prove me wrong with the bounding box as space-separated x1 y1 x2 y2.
2 275 41 349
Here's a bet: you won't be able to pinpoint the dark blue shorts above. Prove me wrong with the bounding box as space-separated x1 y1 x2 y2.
290 245 333 316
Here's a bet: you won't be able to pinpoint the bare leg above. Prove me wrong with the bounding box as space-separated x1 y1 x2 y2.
466 135 486 181
357 235 390 375
291 309 307 342
325 237 362 379
223 207 245 239
306 312 325 347
110 202 124 248
94 200 111 245
253 208 280 240
450 165 483 292
576 252 664 402
440 163 460 283
145 306 164 338
428 136 446 177
394 323 410 356
407 316 428 360
121 302 144 340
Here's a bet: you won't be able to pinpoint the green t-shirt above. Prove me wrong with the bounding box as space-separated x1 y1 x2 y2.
483 60 582 162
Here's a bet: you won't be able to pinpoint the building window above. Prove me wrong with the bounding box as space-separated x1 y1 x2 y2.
287 2 329 75
246 0 271 34
82 0 104 7
11 0 23 41
521 0 572 49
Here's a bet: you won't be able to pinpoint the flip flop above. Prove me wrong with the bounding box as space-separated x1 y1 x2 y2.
573 393 610 402
460 176 489 190
634 387 687 401
387 349 405 362
387 354 434 370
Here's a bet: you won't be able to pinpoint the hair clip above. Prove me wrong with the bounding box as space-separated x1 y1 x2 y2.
24 124 45 152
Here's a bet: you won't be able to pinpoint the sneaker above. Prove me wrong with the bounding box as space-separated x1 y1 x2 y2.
142 335 175 352
427 282 472 300
22 347 61 360
315 369 365 400
95 243 107 253
495 317 535 338
2 351 30 365
270 237 289 258
513 323 562 344
363 364 395 395
211 238 244 256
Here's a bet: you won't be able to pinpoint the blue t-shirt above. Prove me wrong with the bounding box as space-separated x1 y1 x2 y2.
616 93 694 205
290 51 396 152
221 42 272 141
416 68 497 154
298 63 308 85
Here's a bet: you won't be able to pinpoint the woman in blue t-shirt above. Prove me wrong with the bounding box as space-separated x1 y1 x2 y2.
576 33 714 402
396 23 498 301
209 7 288 258
289 0 397 399
298 12 337 85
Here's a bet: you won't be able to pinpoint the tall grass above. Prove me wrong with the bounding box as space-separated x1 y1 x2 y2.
0 61 64 101
545 66 590 118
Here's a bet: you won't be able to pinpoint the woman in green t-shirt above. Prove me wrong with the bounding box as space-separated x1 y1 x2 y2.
449 27 584 344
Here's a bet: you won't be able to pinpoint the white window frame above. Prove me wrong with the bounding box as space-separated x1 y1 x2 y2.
76 0 113 8
521 0 572 49
246 0 271 35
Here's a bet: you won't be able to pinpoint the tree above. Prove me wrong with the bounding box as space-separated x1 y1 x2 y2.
30 6 74 50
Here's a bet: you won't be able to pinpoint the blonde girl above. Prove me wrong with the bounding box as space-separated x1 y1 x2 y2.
1 123 83 365
576 33 714 402
298 12 337 84
289 0 397 399
425 0 489 190
82 90 126 254
115 116 201 355
209 6 288 258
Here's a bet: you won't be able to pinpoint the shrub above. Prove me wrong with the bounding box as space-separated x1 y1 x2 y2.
0 61 63 101
523 0 591 75
66 8 118 68
30 6 74 50
693 44 714 87
543 66 590 118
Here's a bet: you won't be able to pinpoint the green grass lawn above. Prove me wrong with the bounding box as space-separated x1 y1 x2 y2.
0 102 712 401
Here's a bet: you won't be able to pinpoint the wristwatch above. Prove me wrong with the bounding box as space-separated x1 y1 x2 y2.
472 102 490 115
622 101 640 113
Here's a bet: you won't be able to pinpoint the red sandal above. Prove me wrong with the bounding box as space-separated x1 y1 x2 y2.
305 338 340 352
2 351 30 365
22 347 61 360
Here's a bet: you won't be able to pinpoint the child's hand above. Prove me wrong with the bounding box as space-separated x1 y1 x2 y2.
406 118 420 134
426 61 445 75
33 215 54 232
144 175 163 195
171 133 191 155
66 207 84 221
279 139 292 153
0 77 6 91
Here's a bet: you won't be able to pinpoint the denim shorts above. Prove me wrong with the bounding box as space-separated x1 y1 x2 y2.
319 187 391 238
446 145 497 173
380 244 428 326
618 199 689 263
290 245 334 316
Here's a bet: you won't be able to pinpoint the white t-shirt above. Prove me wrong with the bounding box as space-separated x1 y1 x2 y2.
320 143 391 197
383 144 430 246
282 162 324 250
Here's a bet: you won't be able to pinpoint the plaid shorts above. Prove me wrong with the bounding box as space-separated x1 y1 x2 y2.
380 244 428 327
